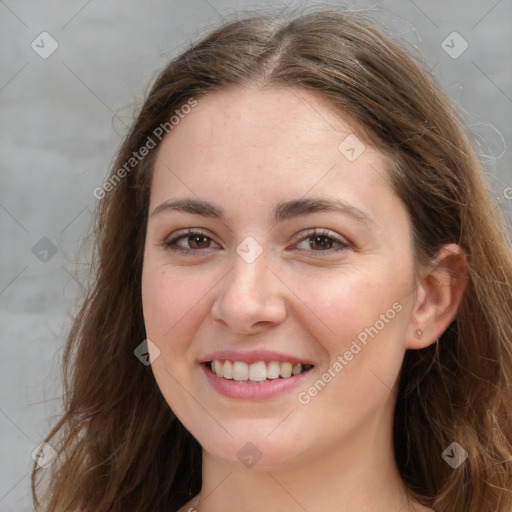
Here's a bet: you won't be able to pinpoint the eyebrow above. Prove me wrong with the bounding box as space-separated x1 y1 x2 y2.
151 196 373 226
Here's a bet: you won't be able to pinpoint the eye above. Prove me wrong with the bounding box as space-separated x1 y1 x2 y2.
162 229 220 254
161 228 351 256
292 229 350 254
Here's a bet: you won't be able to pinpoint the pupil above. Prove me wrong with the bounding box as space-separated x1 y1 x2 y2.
191 235 208 249
311 236 332 250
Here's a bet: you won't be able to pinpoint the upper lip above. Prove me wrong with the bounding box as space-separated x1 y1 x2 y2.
200 349 315 366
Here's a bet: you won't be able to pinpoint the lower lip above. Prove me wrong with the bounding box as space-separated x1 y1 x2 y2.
202 364 313 400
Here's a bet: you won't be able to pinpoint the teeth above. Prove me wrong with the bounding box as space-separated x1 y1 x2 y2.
233 361 248 381
223 360 233 379
267 361 281 379
280 362 292 378
209 360 309 382
249 361 267 382
213 360 223 377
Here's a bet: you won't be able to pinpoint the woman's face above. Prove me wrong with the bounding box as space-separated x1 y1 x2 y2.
142 86 418 469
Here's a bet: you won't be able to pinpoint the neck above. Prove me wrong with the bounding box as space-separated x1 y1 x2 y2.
193 416 415 512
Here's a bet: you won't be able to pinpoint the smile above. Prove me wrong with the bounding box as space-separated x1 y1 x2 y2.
208 360 314 383
202 359 315 400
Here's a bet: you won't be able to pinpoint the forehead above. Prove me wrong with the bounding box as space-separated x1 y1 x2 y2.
150 86 396 223
161 86 376 162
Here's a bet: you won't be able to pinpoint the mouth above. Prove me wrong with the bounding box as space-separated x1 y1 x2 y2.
204 360 315 384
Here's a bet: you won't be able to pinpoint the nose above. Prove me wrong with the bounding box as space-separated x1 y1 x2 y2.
210 249 287 335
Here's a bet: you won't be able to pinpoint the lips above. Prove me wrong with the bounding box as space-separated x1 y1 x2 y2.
202 362 314 400
200 350 315 398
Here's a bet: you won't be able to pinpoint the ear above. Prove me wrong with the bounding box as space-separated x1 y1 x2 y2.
406 244 468 349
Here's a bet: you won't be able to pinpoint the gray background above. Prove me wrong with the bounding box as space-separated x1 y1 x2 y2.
1 1 511 510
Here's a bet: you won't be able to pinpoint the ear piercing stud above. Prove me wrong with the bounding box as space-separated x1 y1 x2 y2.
414 329 424 339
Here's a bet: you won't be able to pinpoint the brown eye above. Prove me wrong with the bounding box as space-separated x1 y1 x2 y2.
309 235 334 250
163 229 219 254
188 235 211 249
294 229 350 255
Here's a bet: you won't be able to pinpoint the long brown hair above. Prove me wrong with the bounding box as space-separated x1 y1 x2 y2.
32 8 512 512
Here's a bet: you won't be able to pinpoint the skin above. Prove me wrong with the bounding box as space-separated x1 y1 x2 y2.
141 85 467 512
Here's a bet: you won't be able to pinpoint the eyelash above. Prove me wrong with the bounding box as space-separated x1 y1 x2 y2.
161 228 351 256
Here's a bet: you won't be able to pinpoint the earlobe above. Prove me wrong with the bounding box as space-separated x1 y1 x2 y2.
406 244 468 350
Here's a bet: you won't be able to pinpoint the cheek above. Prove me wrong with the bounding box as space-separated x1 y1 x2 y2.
141 264 214 427
291 264 410 400
141 263 216 359
291 263 407 345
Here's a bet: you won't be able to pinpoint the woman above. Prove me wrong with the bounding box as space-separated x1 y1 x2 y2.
32 8 512 512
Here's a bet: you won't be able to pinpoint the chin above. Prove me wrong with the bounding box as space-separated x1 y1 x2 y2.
197 427 310 470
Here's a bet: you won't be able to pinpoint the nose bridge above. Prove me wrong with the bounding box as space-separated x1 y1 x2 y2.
226 242 270 301
211 239 286 332
225 234 270 290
